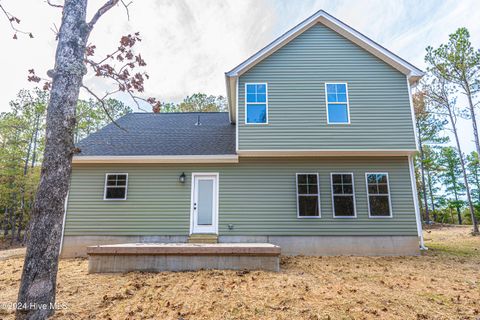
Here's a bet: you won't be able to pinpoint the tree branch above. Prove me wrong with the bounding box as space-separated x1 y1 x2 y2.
81 85 127 131
45 0 63 8
120 0 132 21
87 0 119 29
0 3 33 38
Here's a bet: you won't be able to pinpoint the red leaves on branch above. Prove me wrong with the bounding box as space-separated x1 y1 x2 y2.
84 32 158 110
85 45 96 57
27 32 159 112
27 69 41 83
147 97 162 113
119 32 141 48
27 69 51 92
1 4 33 39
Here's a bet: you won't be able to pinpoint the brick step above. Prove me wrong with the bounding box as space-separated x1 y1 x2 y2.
187 234 218 244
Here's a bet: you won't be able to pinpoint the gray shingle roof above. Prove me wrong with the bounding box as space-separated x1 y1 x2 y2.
76 112 236 156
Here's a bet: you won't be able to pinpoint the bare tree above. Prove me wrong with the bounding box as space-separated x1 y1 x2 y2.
0 0 159 318
426 76 479 234
426 28 480 168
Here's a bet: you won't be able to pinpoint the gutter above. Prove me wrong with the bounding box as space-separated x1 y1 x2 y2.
408 155 427 250
72 154 239 164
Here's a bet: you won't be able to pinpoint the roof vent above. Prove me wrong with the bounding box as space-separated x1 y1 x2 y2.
195 115 201 126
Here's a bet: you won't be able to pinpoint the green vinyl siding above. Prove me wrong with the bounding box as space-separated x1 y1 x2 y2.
65 157 417 236
238 23 416 150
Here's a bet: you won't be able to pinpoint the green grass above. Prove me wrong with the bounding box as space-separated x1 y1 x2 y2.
423 226 480 260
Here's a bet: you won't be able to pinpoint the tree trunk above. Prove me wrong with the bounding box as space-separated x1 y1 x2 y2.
417 123 430 223
448 106 478 233
426 169 436 221
476 172 480 205
30 114 40 170
453 188 462 225
17 120 35 243
3 207 9 237
10 199 16 246
16 1 90 318
22 114 42 244
466 85 480 159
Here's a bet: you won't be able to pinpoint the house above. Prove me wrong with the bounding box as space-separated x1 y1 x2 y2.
61 10 425 258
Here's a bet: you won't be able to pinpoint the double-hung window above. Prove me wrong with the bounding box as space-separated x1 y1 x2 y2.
104 173 128 200
296 173 320 218
366 173 392 217
331 173 356 217
325 83 350 124
245 83 268 124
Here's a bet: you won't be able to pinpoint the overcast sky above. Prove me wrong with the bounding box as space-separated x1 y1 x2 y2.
1 0 479 151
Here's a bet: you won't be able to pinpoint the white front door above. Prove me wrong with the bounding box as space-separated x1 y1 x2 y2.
191 173 218 234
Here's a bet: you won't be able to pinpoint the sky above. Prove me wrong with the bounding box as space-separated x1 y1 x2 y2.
0 0 479 151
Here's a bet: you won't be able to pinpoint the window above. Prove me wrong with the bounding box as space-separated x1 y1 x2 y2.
104 173 128 200
325 83 350 124
245 83 268 124
331 173 356 217
366 173 392 217
296 173 320 218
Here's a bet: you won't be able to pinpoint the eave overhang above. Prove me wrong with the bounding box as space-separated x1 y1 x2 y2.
72 154 239 164
225 9 425 124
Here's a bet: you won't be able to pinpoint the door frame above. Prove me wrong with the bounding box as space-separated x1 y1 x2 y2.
189 172 219 235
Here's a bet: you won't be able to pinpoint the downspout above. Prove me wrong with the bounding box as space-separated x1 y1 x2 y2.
58 191 69 256
408 155 427 250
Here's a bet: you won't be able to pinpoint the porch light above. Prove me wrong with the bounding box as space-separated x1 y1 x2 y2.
179 172 186 183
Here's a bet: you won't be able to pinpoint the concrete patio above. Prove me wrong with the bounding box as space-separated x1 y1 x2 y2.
87 243 281 273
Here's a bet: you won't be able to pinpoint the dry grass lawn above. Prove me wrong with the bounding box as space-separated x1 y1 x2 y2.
0 226 479 320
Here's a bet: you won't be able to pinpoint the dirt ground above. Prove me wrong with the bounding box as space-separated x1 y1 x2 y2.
0 236 24 251
0 226 479 320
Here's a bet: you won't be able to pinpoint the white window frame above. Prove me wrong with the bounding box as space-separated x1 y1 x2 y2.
245 82 269 125
330 172 357 218
325 82 350 125
103 173 128 201
365 172 393 218
296 173 321 218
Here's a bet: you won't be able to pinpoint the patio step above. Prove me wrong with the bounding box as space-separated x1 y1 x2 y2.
187 234 218 244
87 243 281 273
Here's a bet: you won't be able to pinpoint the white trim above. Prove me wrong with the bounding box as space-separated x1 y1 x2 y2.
407 76 420 151
235 78 239 152
59 191 69 256
365 172 393 218
296 173 321 218
224 10 424 123
325 82 351 124
189 172 219 235
408 155 427 250
73 154 239 164
330 172 357 218
225 75 237 123
238 149 416 157
226 10 423 79
103 173 128 201
244 82 269 125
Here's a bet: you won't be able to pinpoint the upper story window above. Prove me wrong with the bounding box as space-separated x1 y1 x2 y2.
245 83 268 124
104 173 128 200
366 173 392 218
331 173 356 218
296 173 320 218
325 83 350 124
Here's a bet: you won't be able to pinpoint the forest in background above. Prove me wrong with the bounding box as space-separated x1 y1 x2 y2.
0 92 226 245
1 25 480 246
